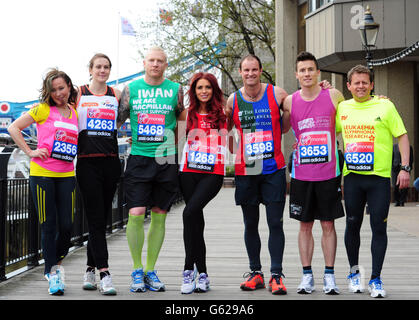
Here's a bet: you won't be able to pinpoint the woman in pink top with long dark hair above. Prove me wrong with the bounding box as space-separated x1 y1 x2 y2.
8 69 78 296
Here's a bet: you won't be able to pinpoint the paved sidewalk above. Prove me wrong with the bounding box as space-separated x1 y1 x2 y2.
0 188 418 301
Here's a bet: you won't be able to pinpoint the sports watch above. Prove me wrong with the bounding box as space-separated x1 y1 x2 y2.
400 165 411 173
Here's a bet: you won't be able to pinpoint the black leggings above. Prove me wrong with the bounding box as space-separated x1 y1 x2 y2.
343 173 390 279
180 172 224 274
29 176 76 274
76 157 121 269
241 201 285 274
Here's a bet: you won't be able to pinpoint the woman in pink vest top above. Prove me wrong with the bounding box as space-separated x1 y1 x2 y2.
8 69 78 296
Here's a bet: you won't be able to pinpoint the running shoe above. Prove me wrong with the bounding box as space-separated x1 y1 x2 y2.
82 270 97 290
297 273 315 294
195 273 210 293
347 272 364 293
269 273 287 295
240 271 265 291
48 271 64 296
100 274 117 296
323 273 340 295
181 269 196 294
144 270 166 292
130 268 146 292
368 277 386 298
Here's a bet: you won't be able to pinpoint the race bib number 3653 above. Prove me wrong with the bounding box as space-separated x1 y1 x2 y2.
298 132 330 164
137 113 165 143
345 142 374 171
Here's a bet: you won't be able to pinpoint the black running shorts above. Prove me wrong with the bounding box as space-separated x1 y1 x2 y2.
234 168 286 206
123 154 179 211
289 176 345 222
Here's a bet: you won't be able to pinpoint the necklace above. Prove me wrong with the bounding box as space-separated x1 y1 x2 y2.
243 84 262 101
57 104 70 118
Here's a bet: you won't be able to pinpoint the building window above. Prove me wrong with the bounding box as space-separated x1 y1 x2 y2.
308 0 332 13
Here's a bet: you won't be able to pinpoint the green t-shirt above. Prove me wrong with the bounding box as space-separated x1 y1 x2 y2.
336 96 407 178
129 78 180 157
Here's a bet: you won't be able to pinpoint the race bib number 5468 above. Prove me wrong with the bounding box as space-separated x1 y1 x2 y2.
137 113 165 143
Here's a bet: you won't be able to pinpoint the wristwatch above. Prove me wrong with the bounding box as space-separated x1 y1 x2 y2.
400 165 411 173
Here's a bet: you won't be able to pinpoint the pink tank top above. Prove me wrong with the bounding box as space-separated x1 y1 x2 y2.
290 89 340 181
32 106 78 173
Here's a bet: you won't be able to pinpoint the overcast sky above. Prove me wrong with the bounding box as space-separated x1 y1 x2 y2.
0 0 165 102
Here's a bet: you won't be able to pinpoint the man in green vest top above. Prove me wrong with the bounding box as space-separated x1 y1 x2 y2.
117 47 184 292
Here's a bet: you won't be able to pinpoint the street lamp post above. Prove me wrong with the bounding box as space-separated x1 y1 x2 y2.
358 5 380 71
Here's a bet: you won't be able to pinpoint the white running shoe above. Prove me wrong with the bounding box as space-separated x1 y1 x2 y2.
347 272 364 293
144 270 165 292
130 268 146 292
297 273 315 294
100 274 117 295
181 270 196 294
82 270 97 290
368 277 386 298
195 273 210 293
323 273 340 295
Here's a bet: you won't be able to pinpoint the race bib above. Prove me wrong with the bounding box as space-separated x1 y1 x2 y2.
345 142 374 171
137 113 165 143
86 108 116 137
187 140 216 172
298 132 330 164
51 129 78 162
244 131 274 161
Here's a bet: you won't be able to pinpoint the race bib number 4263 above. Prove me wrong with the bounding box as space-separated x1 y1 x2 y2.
345 142 374 171
86 108 116 137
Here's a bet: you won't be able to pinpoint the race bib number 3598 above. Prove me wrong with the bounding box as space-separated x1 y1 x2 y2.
244 131 274 161
345 142 374 171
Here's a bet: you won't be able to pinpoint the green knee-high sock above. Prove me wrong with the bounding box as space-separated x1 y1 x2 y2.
126 214 145 270
145 211 167 273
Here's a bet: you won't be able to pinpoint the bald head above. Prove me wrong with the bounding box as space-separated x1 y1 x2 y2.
143 46 169 84
145 47 168 63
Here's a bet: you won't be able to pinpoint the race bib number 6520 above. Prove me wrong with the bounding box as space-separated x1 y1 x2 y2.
345 142 374 171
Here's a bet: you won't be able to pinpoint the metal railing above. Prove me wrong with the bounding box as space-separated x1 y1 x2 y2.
0 164 184 281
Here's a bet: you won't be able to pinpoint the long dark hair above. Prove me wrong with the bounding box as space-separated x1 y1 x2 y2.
187 72 226 132
39 68 78 106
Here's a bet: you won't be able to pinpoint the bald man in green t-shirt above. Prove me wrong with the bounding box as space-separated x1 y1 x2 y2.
117 47 184 293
